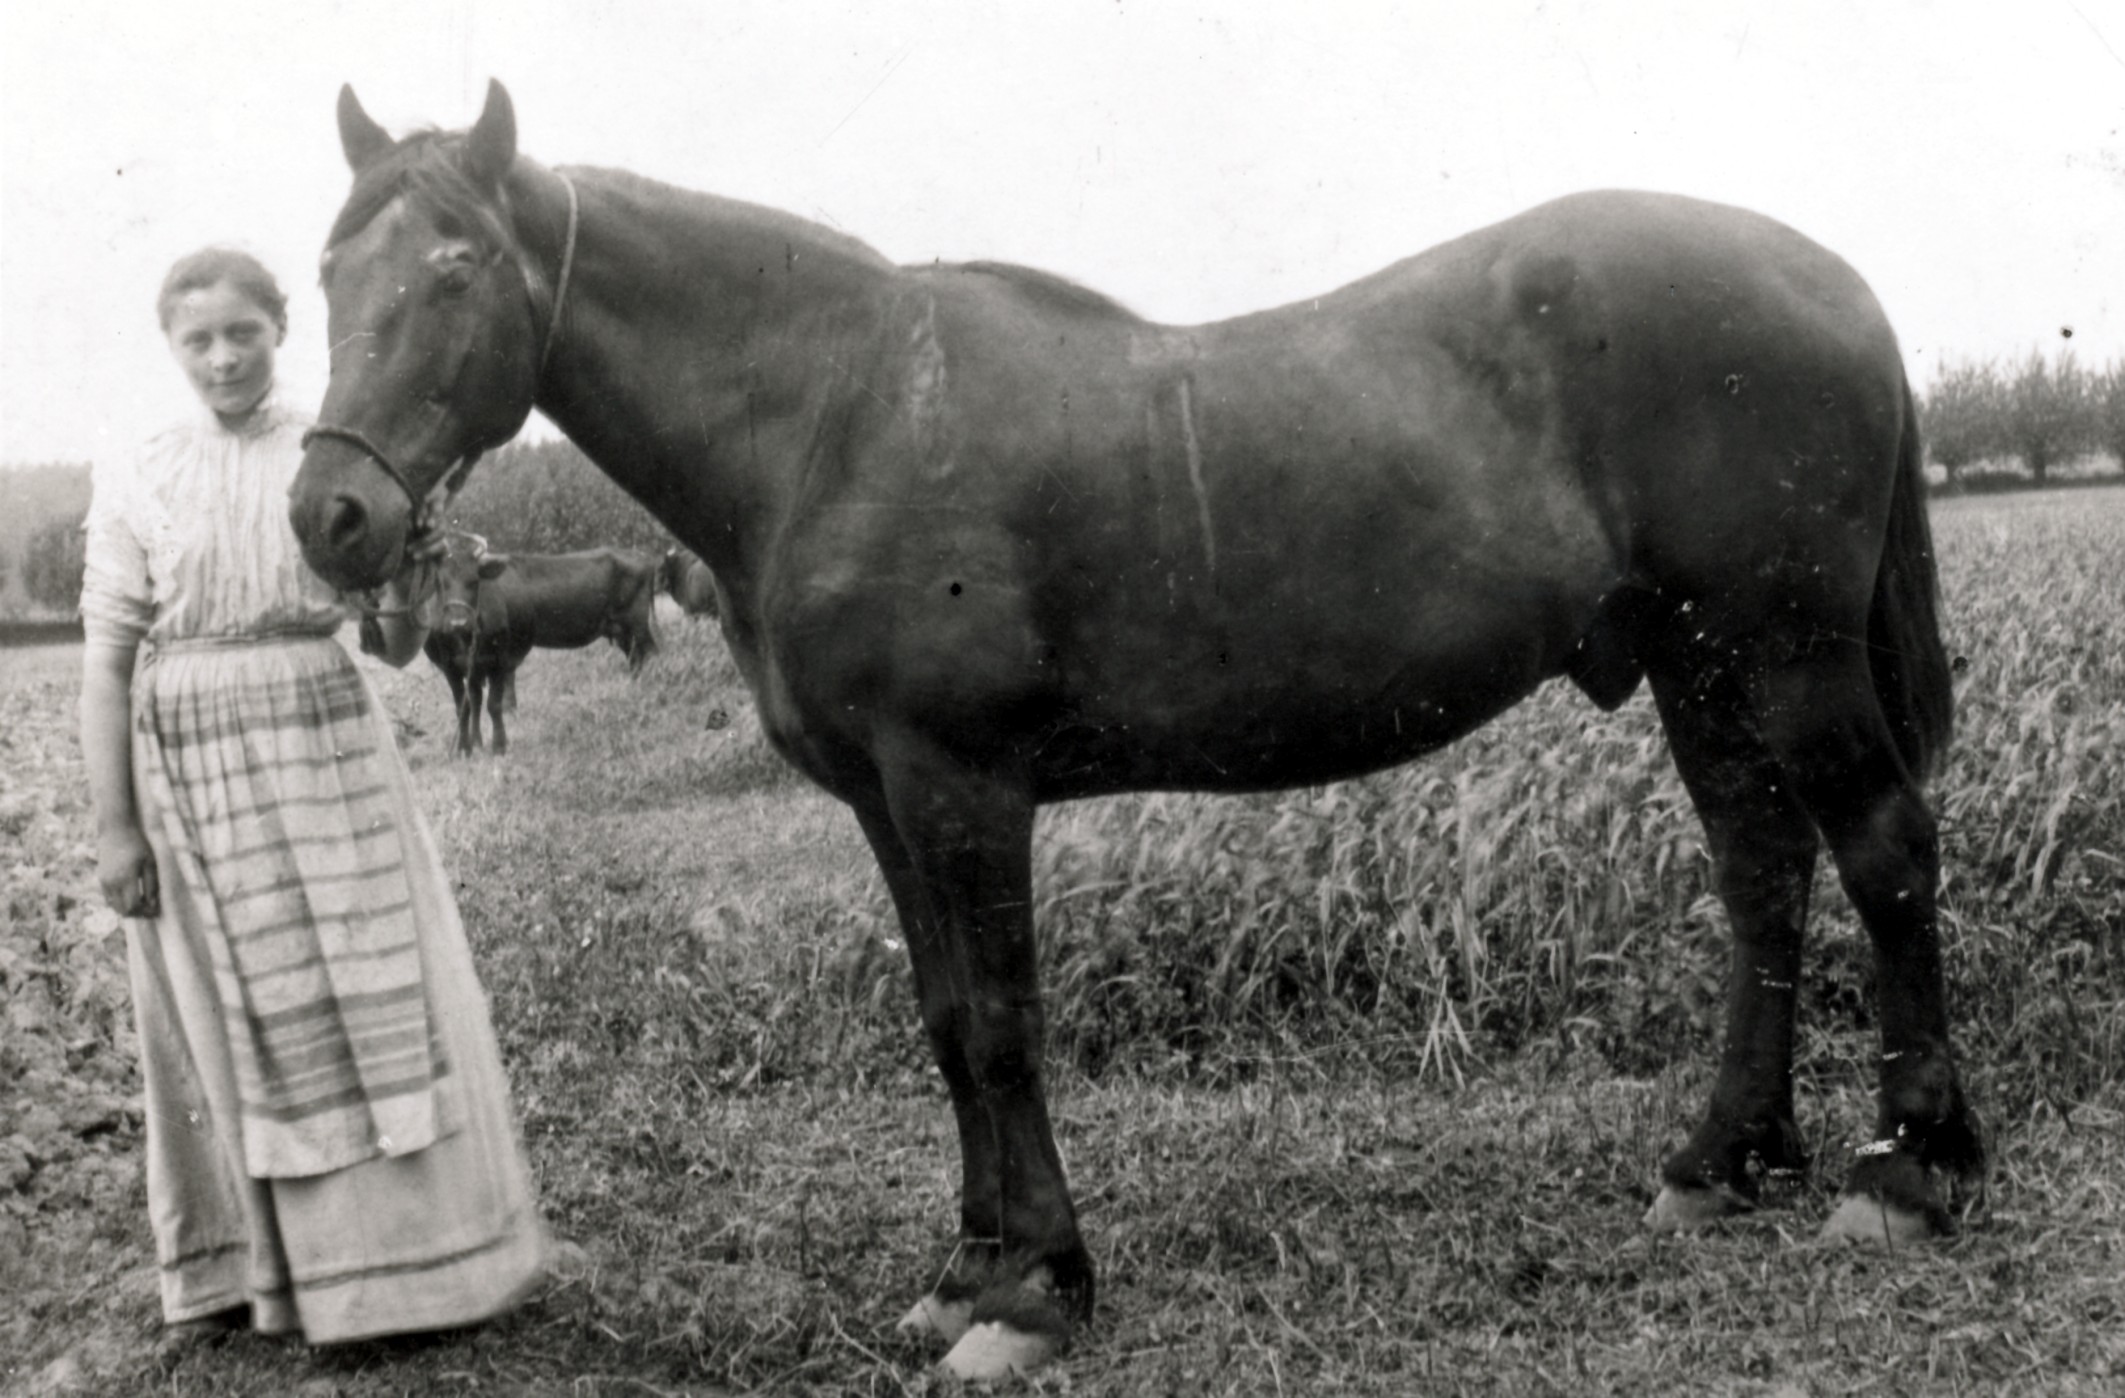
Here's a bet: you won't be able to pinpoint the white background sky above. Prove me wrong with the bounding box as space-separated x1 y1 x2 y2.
3 0 2121 468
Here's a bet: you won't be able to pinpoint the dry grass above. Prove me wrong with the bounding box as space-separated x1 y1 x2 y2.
3 489 2123 1396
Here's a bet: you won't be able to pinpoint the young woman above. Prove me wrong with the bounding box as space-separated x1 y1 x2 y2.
79 248 548 1348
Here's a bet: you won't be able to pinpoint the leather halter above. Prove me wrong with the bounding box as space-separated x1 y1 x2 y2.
302 170 581 512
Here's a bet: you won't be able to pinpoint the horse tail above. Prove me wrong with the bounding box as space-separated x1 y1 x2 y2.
1867 375 1954 782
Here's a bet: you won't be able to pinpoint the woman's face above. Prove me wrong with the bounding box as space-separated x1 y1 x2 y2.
165 281 282 419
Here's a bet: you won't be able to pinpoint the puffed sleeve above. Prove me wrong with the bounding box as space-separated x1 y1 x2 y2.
78 451 154 648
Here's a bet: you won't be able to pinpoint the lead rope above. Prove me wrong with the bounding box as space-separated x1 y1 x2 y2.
357 549 438 625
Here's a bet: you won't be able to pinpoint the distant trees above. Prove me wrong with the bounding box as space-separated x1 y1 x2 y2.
1920 350 2117 489
1921 359 2004 488
439 438 671 555
1999 349 2096 486
2096 360 2125 472
0 463 90 616
0 440 664 618
21 515 87 613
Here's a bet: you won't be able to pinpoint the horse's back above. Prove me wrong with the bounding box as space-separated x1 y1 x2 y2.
762 191 1913 795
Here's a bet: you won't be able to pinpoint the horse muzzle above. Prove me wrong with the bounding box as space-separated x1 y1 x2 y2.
289 436 421 592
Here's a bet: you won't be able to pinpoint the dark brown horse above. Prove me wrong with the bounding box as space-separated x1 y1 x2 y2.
290 81 1981 1377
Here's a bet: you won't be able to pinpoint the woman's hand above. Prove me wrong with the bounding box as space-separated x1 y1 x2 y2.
404 525 449 569
367 526 450 669
381 526 448 616
97 823 160 919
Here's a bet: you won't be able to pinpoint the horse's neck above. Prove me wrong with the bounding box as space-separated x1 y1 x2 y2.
532 170 899 584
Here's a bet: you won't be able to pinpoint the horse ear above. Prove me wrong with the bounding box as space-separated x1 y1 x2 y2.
337 85 395 172
464 79 518 189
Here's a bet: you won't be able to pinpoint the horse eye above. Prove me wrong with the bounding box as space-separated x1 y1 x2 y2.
436 262 477 296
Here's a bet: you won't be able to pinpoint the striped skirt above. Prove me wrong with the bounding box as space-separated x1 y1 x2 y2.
127 633 546 1341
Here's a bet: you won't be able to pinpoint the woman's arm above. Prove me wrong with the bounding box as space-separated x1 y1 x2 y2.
366 575 428 669
80 639 158 918
363 531 448 669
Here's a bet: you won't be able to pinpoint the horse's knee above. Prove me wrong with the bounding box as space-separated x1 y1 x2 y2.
961 997 1045 1094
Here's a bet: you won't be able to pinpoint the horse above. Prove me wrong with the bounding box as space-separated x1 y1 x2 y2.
422 532 661 755
290 81 1981 1378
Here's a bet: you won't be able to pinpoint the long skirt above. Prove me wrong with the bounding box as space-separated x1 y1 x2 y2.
126 634 546 1342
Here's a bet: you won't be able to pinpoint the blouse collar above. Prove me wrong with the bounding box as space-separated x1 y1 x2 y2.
199 384 297 440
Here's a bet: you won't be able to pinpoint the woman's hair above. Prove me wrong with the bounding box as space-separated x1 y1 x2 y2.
156 247 288 334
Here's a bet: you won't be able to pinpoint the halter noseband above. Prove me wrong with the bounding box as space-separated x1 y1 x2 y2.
303 170 581 513
299 423 424 508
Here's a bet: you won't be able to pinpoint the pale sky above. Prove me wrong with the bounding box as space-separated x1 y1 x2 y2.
3 0 2121 468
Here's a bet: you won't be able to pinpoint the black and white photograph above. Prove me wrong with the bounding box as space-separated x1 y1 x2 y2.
3 2 2121 1393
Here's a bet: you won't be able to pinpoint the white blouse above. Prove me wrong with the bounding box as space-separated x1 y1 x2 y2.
80 391 350 649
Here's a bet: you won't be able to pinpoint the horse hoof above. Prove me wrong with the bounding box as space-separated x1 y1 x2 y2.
1643 1182 1749 1231
1820 1192 1939 1244
939 1321 1058 1379
896 1292 975 1346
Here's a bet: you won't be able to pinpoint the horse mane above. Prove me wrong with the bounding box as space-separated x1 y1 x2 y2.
587 167 896 271
330 136 896 288
927 261 1141 322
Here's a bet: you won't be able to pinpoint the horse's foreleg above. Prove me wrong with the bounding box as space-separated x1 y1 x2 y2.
851 800 996 1348
1643 661 1817 1228
874 742 1087 1377
1756 652 1982 1240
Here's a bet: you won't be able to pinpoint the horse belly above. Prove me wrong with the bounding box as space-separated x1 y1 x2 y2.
1024 455 1613 795
1032 571 1586 798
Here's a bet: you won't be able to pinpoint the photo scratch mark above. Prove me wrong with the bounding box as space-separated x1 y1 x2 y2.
1177 379 1217 573
2070 3 2124 68
821 42 919 145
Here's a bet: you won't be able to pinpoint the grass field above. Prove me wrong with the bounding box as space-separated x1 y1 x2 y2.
3 488 2123 1396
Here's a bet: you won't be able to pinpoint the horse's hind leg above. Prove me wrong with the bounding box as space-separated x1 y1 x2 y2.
1753 651 1981 1239
1644 659 1819 1228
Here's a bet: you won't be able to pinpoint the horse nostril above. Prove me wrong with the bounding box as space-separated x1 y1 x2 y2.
323 493 369 554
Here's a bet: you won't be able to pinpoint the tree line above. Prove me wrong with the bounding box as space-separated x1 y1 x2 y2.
1921 348 2125 488
0 438 674 618
0 464 91 617
437 437 672 555
3 351 2122 616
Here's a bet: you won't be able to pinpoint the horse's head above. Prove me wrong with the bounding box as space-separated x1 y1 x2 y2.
290 80 566 592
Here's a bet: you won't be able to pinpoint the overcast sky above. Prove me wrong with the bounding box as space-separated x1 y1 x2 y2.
3 0 2121 467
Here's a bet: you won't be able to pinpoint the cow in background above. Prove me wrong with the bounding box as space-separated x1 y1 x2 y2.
659 546 723 620
425 533 661 755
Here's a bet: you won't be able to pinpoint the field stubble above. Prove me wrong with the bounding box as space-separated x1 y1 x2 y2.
2 489 2122 1395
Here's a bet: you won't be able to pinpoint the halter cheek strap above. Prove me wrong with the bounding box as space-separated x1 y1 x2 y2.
538 171 580 382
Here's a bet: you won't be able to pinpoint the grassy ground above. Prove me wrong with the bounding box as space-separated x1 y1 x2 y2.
4 489 2123 1395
